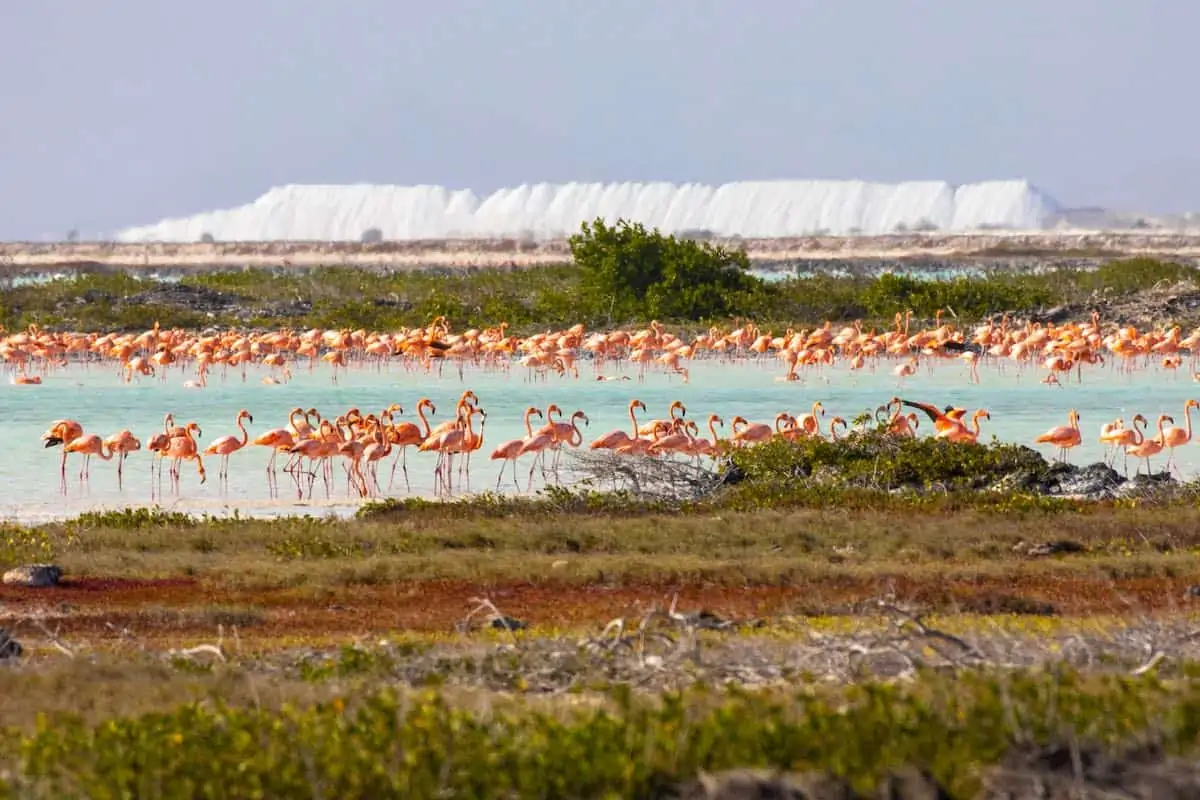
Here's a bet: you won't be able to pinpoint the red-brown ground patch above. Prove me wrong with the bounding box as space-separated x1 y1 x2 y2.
0 573 1191 641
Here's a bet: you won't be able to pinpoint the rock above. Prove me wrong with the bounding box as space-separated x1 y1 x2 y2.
1117 471 1176 498
490 616 527 631
0 629 22 660
1055 463 1124 499
2 564 63 587
984 741 1200 799
1026 540 1085 557
675 767 950 799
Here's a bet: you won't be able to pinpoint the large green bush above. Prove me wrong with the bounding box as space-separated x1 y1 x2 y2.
569 218 765 322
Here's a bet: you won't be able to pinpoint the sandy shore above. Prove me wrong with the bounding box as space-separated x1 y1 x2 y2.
4 231 1200 271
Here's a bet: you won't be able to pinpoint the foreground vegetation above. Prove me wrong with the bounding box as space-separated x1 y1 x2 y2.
2 219 1196 331
5 668 1200 798
5 436 1200 794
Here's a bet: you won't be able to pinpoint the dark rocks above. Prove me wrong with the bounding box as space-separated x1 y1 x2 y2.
2 564 63 587
984 741 1200 799
489 616 527 631
990 460 1179 501
1056 463 1123 498
123 282 238 313
1023 540 1086 558
675 768 949 799
0 629 22 660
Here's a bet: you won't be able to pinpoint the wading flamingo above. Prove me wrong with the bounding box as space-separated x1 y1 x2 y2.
102 429 142 489
252 420 296 494
388 398 436 491
1103 414 1146 475
590 400 646 451
1035 409 1082 463
490 406 543 490
204 409 254 483
1154 398 1198 472
41 419 84 484
63 434 113 483
691 414 725 459
166 422 206 487
1126 414 1173 476
638 400 685 436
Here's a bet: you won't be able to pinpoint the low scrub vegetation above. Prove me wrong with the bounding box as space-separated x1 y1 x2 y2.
2 669 1198 797
2 224 1194 332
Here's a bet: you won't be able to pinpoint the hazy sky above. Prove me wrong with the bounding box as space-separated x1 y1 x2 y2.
2 1 1196 239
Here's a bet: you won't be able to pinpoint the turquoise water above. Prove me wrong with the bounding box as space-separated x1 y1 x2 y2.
1 355 1193 521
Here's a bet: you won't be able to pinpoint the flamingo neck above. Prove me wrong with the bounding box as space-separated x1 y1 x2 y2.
417 403 432 437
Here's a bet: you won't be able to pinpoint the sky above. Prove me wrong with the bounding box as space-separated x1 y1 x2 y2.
1 1 1197 240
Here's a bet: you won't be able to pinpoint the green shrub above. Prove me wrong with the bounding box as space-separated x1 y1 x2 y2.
0 670 1194 798
6 252 1196 334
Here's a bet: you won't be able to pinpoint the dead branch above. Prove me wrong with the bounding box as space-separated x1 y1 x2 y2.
568 452 723 502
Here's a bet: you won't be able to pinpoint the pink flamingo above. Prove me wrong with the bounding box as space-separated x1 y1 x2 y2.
63 434 113 483
102 429 142 489
490 406 543 490
589 400 646 451
203 409 254 483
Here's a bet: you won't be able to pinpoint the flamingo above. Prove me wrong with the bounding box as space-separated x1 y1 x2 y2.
638 399 686 436
1126 414 1173 476
102 429 142 489
647 418 696 457
1154 398 1198 472
490 406 543 490
794 401 826 436
936 409 991 444
203 409 254 483
41 419 84 484
387 398 436 491
730 415 773 447
1035 409 1082 463
252 420 296 493
893 356 919 386
899 398 968 436
1103 414 1146 475
165 422 206 487
361 420 393 495
590 400 646 451
689 414 725 459
63 434 113 483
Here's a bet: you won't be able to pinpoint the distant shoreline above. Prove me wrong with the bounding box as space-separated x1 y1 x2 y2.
3 231 1200 273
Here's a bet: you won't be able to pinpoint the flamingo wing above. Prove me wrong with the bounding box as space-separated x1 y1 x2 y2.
899 399 947 425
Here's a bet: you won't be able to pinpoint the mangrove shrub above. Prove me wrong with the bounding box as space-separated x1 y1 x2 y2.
569 218 765 322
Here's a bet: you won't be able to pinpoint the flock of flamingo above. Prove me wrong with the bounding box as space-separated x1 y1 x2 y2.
10 308 1200 500
2 310 1198 388
33 391 1195 501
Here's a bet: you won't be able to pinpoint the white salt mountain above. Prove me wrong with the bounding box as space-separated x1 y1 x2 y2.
114 179 1061 242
